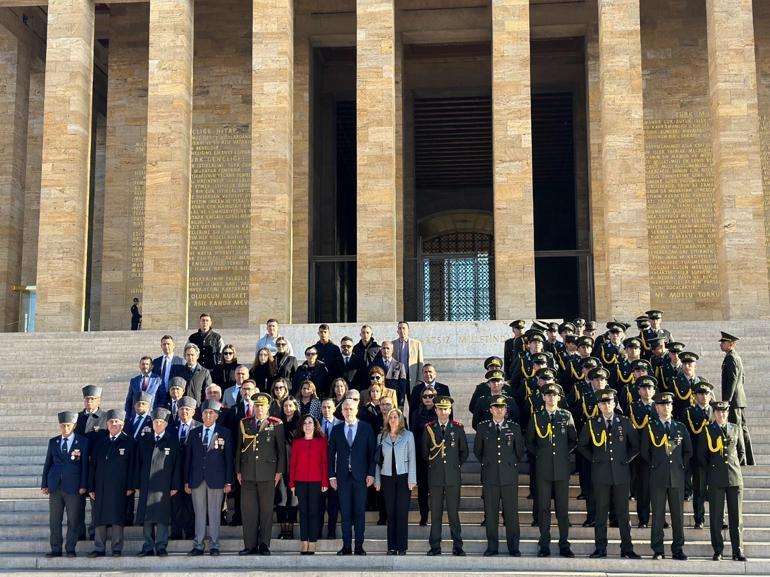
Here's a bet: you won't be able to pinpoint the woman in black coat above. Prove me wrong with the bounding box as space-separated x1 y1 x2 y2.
275 337 298 382
211 344 240 390
250 347 277 392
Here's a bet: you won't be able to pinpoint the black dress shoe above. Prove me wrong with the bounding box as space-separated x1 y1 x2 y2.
713 553 722 561
560 548 575 558
637 522 648 528
694 522 704 529
733 553 748 561
387 550 397 556
157 549 168 557
672 551 688 561
652 553 664 560
137 550 154 557
209 549 219 556
537 548 550 557
426 548 441 556
111 551 121 557
452 547 466 556
582 520 595 528
87 550 105 558
354 547 366 556
45 552 62 558
259 545 271 556
576 493 587 500
337 547 352 555
621 550 641 559
66 552 77 558
509 550 521 557
589 550 607 558
530 519 538 526
419 519 428 527
483 549 498 557
663 521 670 529
397 550 406 555
239 547 257 555
187 548 203 556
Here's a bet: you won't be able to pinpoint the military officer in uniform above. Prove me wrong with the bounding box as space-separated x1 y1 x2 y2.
598 322 624 372
698 400 746 561
503 320 527 380
473 395 525 556
467 356 510 416
615 338 642 409
641 392 692 560
526 383 577 558
134 407 182 557
423 396 468 556
720 331 754 465
472 370 519 429
619 359 651 414
235 392 286 555
577 388 641 559
75 385 106 541
684 381 713 527
628 375 657 528
672 351 700 422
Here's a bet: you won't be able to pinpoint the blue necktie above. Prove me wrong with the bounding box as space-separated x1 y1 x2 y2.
203 428 210 446
346 425 354 446
61 437 67 453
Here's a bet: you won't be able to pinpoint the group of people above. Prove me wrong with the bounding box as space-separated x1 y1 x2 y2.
42 312 751 562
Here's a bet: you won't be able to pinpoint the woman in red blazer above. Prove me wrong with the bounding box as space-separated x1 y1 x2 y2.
290 415 328 554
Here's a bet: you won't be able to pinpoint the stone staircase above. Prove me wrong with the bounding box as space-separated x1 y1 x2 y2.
0 320 768 575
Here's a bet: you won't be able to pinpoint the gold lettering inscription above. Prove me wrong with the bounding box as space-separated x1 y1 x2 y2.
644 111 721 308
130 137 146 297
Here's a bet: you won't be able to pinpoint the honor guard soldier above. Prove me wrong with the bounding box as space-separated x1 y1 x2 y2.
526 383 577 558
474 396 525 557
543 322 561 357
685 381 713 527
647 338 669 388
645 310 672 343
720 331 754 465
598 322 625 371
134 407 183 557
423 396 468 556
472 370 519 430
520 356 552 429
672 351 699 422
564 337 594 395
616 338 643 409
641 392 692 560
503 320 527 380
509 330 546 398
468 356 511 416
635 315 653 359
659 341 685 397
577 388 641 559
698 400 746 561
42 411 89 558
554 322 576 373
628 376 658 527
236 393 286 556
619 359 651 413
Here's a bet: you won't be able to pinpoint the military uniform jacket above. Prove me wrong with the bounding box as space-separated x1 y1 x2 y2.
598 341 621 370
42 434 89 495
473 419 524 486
615 357 636 405
640 418 692 489
472 394 520 429
697 422 744 488
577 414 639 485
235 415 286 483
468 382 514 415
88 432 136 526
672 372 698 410
421 420 468 487
525 409 577 482
570 382 600 430
628 400 656 431
722 351 747 409
684 404 712 440
503 337 524 380
134 433 183 524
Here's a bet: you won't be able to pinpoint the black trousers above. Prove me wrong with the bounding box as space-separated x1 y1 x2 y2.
170 491 195 538
241 480 276 549
633 458 651 525
594 482 633 553
321 486 339 535
483 483 519 553
429 484 462 550
381 473 410 551
295 481 322 542
650 485 684 555
415 458 429 521
708 485 744 556
49 488 82 554
692 461 707 525
537 478 570 550
77 494 95 539
729 408 754 466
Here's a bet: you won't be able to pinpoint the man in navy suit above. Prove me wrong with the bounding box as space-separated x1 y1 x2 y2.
42 411 89 558
184 400 232 556
408 364 451 423
328 398 376 555
153 335 185 388
125 356 166 420
169 396 200 539
171 344 212 404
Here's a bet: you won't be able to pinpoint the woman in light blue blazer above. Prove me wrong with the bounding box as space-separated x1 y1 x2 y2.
375 408 417 555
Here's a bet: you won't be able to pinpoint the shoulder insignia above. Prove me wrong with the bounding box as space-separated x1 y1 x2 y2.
451 420 464 428
425 420 436 428
267 416 283 425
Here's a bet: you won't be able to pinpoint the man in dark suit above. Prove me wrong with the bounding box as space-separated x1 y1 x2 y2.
224 379 258 526
134 407 183 557
641 392 692 560
698 401 747 561
328 398 376 555
340 337 365 389
153 334 185 388
172 343 213 404
125 392 154 441
42 411 89 558
408 364 450 424
235 393 286 555
373 340 408 407
577 388 641 559
720 332 753 465
125 356 166 421
187 312 224 370
184 400 232 556
74 385 106 541
169 396 199 539
87 409 135 558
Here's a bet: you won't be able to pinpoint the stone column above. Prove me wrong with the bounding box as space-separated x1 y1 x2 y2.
492 0 536 320
251 0 294 327
706 0 770 317
356 0 401 322
141 0 193 330
35 0 94 332
597 0 650 316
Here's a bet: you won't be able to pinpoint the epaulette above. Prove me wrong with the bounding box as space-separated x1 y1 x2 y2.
425 420 436 428
267 416 283 425
478 419 491 426
451 420 464 428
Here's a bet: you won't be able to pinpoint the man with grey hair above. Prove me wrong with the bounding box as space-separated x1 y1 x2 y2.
171 343 212 404
375 340 408 407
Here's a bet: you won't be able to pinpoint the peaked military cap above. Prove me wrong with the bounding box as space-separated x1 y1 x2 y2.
58 411 78 424
666 341 685 353
645 310 664 319
484 356 503 369
710 400 730 411
82 385 103 398
559 322 576 333
606 321 625 333
531 352 549 365
576 336 594 348
251 392 272 406
485 369 505 381
636 375 657 389
581 356 600 370
679 351 699 363
536 367 557 381
573 318 586 327
546 322 560 332
635 315 650 327
585 320 598 331
525 329 545 343
648 336 667 348
489 395 509 408
719 331 739 343
541 383 564 396
509 320 526 330
596 388 617 403
434 395 454 410
151 407 171 421
623 337 642 349
588 367 610 380
630 359 652 372
693 381 713 395
105 408 126 421
531 320 550 332
653 392 674 405
565 335 578 345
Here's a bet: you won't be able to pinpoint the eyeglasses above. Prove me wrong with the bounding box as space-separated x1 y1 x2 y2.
223 351 234 356
370 376 382 381
340 344 352 349
422 395 435 400
276 342 286 347
274 385 286 390
306 352 317 356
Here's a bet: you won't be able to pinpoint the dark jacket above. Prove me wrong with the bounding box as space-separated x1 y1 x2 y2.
187 329 224 370
134 432 183 524
352 338 381 371
697 421 744 488
526 408 577 482
473 419 524 486
89 432 136 525
274 353 298 382
170 363 212 404
721 351 747 409
421 419 468 486
340 354 366 389
328 421 377 483
577 413 639 485
184 424 233 489
640 418 692 489
235 415 287 483
211 362 240 391
408 382 451 423
42 434 89 495
314 340 343 380
293 361 330 397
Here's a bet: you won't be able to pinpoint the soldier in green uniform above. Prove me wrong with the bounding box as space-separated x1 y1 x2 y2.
615 338 642 407
577 388 641 559
720 332 754 465
628 376 658 528
423 396 468 556
563 337 594 395
235 392 286 555
619 359 651 414
671 351 699 423
526 383 577 558
554 322 576 374
474 395 525 556
472 370 519 429
645 310 672 343
509 330 546 397
598 322 625 372
635 315 653 360
468 356 511 416
503 321 527 381
698 400 746 561
641 391 692 560
685 381 713 528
